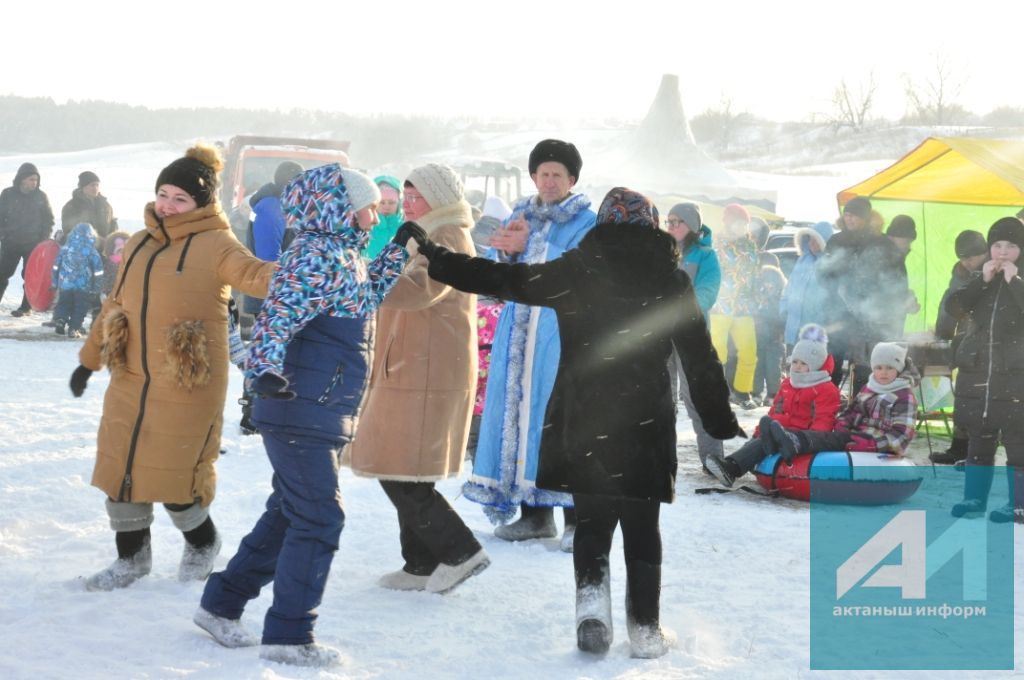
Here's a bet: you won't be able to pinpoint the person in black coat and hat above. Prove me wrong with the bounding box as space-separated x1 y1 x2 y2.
947 216 1024 523
0 162 55 315
392 187 741 658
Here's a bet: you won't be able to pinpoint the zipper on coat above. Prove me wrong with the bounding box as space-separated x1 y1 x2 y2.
114 233 152 299
175 233 197 273
118 225 171 502
318 363 345 404
982 283 1001 420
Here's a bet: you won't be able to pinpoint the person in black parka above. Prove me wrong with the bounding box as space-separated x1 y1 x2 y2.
0 162 55 315
396 187 741 659
947 217 1024 523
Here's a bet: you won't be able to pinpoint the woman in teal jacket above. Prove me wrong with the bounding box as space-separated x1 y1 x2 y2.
666 202 722 467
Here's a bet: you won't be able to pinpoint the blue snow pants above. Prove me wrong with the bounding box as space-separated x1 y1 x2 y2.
200 427 345 645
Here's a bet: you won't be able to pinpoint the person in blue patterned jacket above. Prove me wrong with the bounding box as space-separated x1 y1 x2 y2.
51 221 103 337
195 164 412 669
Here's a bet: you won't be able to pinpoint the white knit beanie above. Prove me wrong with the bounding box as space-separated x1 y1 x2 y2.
790 338 828 371
870 342 908 372
339 168 381 212
406 163 464 210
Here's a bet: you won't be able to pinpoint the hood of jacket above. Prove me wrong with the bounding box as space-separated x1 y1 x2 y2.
578 221 679 296
14 162 40 188
281 163 367 250
67 222 98 250
794 221 833 257
144 202 231 244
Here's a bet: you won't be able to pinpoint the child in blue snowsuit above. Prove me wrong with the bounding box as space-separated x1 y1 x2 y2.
196 164 412 668
51 222 103 337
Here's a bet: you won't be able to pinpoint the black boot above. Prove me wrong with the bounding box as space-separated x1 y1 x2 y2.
952 464 995 518
930 436 968 465
625 560 671 658
989 466 1024 524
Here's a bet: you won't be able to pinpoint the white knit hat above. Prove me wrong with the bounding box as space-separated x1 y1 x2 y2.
790 339 828 371
406 163 464 210
870 342 908 372
338 168 381 212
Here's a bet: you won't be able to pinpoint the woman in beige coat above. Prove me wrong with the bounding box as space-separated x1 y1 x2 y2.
349 163 487 594
69 145 276 591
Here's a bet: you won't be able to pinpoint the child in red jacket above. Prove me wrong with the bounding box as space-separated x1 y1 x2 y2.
706 324 840 487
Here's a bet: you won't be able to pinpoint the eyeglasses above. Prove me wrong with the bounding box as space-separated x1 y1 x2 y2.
404 194 422 204
664 218 683 227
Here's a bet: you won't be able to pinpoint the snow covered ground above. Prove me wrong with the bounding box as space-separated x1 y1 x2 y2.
0 145 1021 679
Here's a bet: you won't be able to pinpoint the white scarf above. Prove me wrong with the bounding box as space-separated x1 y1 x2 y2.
790 369 832 389
866 375 912 394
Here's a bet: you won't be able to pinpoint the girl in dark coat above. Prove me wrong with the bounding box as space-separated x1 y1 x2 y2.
947 217 1024 523
396 188 740 658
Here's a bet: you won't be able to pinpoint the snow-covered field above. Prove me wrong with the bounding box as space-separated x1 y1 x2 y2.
0 145 1020 679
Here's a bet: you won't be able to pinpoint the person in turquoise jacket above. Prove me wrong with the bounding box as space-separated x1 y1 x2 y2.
362 175 403 258
665 202 723 468
464 139 596 550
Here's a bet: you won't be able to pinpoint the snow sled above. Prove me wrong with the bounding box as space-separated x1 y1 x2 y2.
753 451 922 505
24 239 61 311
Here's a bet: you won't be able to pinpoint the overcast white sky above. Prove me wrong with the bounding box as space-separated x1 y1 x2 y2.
8 0 1022 122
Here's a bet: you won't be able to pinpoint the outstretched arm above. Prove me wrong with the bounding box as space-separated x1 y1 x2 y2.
425 244 577 310
362 242 409 308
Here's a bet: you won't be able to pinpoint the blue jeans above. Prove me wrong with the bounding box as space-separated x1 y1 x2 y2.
200 427 345 645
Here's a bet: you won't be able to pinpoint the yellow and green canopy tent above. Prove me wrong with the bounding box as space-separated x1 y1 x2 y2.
837 136 1024 333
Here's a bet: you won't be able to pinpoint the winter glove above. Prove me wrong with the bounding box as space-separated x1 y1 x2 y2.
251 370 295 400
70 365 93 397
392 221 437 258
704 411 743 441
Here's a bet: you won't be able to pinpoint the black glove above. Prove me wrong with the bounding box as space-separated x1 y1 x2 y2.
70 365 93 398
392 221 436 257
251 370 295 400
705 412 743 441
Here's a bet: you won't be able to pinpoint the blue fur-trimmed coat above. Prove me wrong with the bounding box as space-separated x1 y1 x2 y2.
425 221 739 503
464 194 596 515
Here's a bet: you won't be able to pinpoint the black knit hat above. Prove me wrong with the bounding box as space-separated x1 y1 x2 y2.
954 229 987 258
14 162 39 187
886 214 917 240
273 161 303 188
528 139 582 180
843 196 872 219
78 170 100 188
155 145 223 208
987 216 1024 249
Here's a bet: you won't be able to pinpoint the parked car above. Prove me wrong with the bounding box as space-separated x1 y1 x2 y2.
763 222 816 277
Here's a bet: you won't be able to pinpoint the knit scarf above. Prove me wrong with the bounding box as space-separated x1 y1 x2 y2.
790 369 832 389
486 192 591 523
866 375 912 394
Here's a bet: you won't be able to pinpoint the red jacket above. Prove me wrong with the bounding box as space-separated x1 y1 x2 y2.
757 376 841 435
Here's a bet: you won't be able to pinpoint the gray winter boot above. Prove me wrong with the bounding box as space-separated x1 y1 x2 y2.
260 643 344 668
193 607 258 648
84 540 152 592
576 573 612 654
494 505 557 541
179 532 222 582
626 560 674 659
